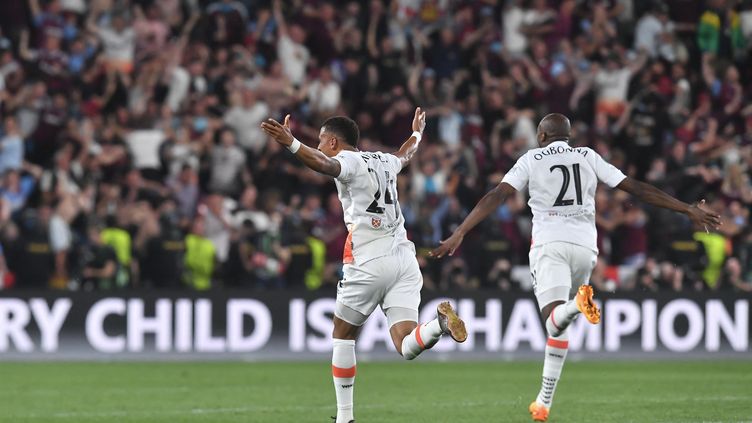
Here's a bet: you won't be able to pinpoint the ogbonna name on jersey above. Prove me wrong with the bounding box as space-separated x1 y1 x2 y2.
533 146 589 161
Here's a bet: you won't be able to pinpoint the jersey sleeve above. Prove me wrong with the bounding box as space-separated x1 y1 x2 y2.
501 153 530 191
332 152 361 181
592 150 627 187
385 153 403 174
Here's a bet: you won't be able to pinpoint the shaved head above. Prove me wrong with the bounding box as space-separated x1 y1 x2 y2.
537 113 571 147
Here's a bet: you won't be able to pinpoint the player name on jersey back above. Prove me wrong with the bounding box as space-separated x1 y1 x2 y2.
333 150 413 265
502 141 626 252
530 144 589 160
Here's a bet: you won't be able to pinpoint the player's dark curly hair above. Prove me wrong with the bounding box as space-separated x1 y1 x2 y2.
321 116 359 148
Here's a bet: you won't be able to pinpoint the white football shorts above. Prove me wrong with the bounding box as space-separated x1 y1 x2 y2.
335 244 422 328
529 241 597 309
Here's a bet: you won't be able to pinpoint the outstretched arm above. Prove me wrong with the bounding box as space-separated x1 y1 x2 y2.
616 177 721 230
430 182 518 258
393 107 426 167
260 115 341 178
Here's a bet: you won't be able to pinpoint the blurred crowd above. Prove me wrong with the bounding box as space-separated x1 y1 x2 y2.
0 0 751 293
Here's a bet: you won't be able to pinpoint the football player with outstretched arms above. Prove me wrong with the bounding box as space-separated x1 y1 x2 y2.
430 113 721 422
261 108 467 423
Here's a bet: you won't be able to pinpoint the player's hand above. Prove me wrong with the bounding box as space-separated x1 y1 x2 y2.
686 199 722 232
429 232 464 259
412 107 426 134
260 115 294 147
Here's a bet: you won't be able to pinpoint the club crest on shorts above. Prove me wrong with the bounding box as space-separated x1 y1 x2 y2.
371 217 382 228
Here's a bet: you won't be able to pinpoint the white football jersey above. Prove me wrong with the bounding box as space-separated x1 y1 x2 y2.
502 141 627 252
333 150 412 265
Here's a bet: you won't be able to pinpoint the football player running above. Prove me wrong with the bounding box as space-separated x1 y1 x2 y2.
430 113 720 421
261 108 467 423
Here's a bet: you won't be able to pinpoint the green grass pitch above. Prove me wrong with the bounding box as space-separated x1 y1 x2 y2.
1 361 750 423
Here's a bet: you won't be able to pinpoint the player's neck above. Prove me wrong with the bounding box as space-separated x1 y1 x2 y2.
542 138 569 147
337 146 359 153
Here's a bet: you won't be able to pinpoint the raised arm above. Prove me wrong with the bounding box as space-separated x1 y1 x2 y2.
627 50 648 75
430 182 518 258
28 0 41 20
18 30 34 61
393 107 426 167
701 53 717 88
272 0 288 38
616 177 721 230
86 4 102 34
260 115 341 177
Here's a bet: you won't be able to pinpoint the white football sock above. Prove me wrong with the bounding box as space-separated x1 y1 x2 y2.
400 320 443 360
536 331 569 409
332 338 356 423
545 300 580 337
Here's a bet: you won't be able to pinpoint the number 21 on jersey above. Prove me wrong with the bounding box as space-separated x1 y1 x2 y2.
550 164 583 206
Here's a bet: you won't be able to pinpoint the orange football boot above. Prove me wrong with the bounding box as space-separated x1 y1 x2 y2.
528 401 549 422
437 301 467 343
575 285 600 324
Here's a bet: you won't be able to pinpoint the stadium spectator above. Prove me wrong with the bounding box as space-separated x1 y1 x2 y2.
208 128 247 197
697 0 747 60
8 205 54 288
80 221 119 290
167 163 199 221
302 66 341 117
184 216 215 290
48 196 74 289
634 3 684 62
0 0 749 292
1 169 37 214
132 4 169 62
721 256 752 291
141 212 185 289
0 117 24 174
272 0 309 87
224 217 257 288
101 218 132 287
592 51 647 120
223 88 269 154
87 6 135 76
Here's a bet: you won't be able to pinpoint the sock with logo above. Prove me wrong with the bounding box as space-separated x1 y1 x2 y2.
400 319 443 360
545 300 580 337
536 330 569 409
332 338 356 423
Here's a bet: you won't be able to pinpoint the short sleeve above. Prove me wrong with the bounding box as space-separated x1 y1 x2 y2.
332 152 361 181
592 150 627 187
501 154 530 191
385 153 403 174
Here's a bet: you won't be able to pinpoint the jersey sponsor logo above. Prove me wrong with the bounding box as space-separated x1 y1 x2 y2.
533 145 588 161
384 221 400 229
371 217 382 228
546 209 591 218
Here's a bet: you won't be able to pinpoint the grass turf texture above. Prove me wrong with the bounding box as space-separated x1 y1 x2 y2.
1 361 750 423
